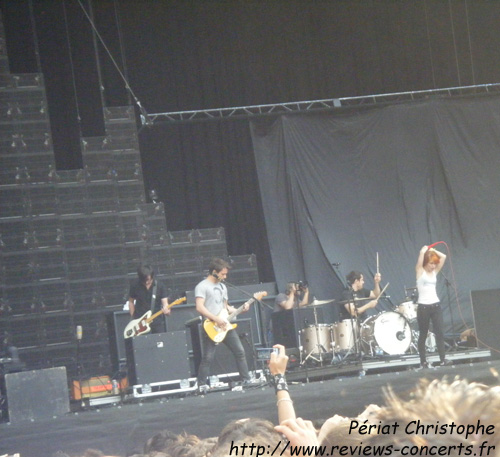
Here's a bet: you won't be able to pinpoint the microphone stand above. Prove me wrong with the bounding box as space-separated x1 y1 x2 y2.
223 279 273 311
331 263 348 289
74 325 86 408
338 288 364 364
440 272 457 350
349 292 364 366
240 331 260 379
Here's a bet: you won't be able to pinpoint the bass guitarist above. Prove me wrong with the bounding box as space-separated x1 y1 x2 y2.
195 258 255 393
128 264 171 334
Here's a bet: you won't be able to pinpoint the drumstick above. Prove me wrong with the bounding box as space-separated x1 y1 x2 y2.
376 282 389 300
376 252 379 275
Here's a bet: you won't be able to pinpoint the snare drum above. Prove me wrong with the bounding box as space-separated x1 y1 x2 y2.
300 324 334 354
361 311 411 356
332 320 358 352
397 301 418 321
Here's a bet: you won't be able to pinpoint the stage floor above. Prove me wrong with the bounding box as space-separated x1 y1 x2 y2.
0 351 498 457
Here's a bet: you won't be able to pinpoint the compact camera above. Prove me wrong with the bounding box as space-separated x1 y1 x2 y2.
256 347 279 361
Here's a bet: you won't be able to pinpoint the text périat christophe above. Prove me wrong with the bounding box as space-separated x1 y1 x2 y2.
349 419 494 440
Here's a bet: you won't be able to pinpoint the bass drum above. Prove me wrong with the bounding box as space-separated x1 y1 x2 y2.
361 311 411 356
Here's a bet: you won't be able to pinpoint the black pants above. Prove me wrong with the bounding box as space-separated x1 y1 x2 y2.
197 329 251 385
417 303 446 364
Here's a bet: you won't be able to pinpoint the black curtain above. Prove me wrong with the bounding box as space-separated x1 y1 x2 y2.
251 94 500 332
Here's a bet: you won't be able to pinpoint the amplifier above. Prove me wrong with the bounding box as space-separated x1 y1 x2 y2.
125 331 190 385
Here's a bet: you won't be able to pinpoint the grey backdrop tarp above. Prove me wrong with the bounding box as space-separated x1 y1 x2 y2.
251 94 500 334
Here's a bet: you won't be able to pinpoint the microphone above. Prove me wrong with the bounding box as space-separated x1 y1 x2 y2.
331 262 341 267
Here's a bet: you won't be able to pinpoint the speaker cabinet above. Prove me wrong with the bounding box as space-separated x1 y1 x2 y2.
107 311 169 371
167 304 199 332
272 310 298 348
4 367 70 424
188 318 256 376
125 331 190 385
470 288 500 359
107 311 130 371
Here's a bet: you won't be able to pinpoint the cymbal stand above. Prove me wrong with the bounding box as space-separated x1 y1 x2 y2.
336 295 364 364
301 305 328 366
353 314 364 360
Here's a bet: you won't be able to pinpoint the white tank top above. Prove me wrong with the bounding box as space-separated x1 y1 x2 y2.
416 270 439 304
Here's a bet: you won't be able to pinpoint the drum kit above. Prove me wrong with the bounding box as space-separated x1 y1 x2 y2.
298 295 436 365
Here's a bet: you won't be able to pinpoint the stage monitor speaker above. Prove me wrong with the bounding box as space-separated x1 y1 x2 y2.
5 367 70 423
189 318 255 377
470 288 500 359
125 331 190 385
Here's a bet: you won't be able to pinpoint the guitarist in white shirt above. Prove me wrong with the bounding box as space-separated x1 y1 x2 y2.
195 258 253 393
128 265 171 334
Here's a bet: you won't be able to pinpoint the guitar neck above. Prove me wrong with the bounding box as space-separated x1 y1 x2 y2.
227 298 254 322
145 298 185 324
147 308 165 323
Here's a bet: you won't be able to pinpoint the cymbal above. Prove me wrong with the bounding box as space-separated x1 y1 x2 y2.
307 298 335 307
338 297 373 305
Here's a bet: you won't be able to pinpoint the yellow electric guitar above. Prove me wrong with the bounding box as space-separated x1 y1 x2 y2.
203 291 267 343
124 297 186 339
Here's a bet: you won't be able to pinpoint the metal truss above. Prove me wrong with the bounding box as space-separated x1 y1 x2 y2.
143 83 500 126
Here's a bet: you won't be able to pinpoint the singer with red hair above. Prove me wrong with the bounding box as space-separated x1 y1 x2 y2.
415 246 451 368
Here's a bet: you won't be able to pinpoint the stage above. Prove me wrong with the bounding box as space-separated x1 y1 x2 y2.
0 350 497 457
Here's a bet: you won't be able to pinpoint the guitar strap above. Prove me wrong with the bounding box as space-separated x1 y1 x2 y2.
150 280 158 312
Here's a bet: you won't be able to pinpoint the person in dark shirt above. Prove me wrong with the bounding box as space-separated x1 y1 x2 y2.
339 270 381 321
128 264 171 334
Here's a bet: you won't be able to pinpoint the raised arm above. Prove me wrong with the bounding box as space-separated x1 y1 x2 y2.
298 286 309 307
269 344 295 424
416 245 428 279
433 249 447 273
278 292 297 310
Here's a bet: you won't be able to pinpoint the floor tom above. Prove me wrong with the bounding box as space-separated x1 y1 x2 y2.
300 324 334 355
332 319 358 352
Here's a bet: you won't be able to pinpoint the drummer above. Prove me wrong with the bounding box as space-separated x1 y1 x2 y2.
274 282 310 311
339 271 381 320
